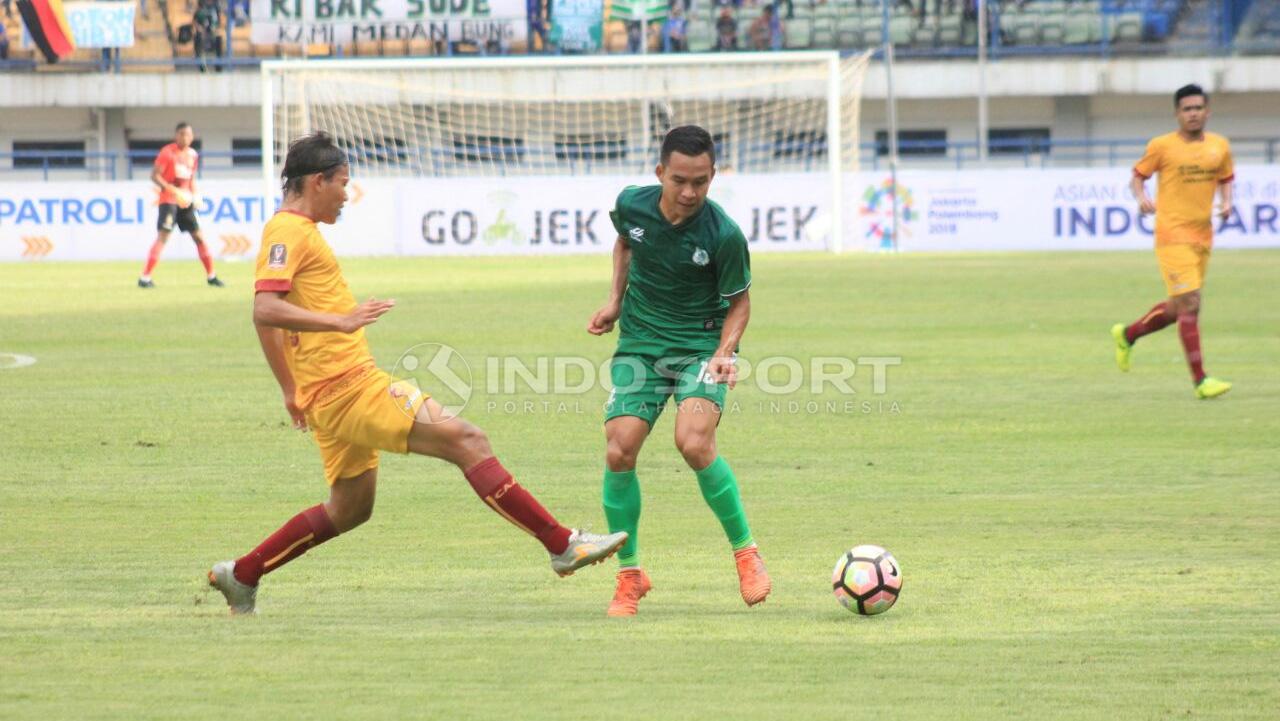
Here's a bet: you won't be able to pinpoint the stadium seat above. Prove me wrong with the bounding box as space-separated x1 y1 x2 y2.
785 18 813 49
937 14 962 46
813 25 835 49
888 16 912 45
837 16 861 48
688 20 715 52
1040 17 1065 45
911 24 937 47
1114 13 1143 43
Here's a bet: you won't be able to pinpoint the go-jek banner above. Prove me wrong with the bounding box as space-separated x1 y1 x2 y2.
2 167 1278 261
397 172 833 256
250 0 528 46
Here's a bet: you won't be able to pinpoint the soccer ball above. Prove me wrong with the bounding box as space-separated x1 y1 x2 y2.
832 544 902 615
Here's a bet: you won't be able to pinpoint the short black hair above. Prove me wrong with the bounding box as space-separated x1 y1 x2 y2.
175 121 191 132
1175 84 1207 108
660 125 716 165
281 131 348 196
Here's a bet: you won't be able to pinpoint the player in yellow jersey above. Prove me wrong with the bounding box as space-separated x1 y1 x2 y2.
1111 84 1234 399
207 133 625 614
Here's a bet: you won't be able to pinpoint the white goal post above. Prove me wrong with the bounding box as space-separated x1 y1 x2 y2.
261 51 872 252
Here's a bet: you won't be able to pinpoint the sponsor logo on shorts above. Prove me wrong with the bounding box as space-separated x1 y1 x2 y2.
268 243 287 268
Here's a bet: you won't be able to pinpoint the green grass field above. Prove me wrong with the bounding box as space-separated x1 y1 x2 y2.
1 250 1277 720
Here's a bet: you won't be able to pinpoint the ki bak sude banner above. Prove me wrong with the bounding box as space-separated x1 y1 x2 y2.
2 167 1278 260
250 0 527 46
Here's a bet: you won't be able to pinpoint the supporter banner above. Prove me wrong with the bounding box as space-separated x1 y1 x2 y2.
549 0 603 53
250 0 527 45
22 2 135 49
2 167 1277 261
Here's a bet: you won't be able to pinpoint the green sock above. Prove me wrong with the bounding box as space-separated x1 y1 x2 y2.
602 468 641 567
695 456 754 550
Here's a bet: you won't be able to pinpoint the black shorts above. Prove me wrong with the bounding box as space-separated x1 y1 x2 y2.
157 204 200 233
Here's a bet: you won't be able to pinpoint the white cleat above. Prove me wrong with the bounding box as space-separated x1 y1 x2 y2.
550 530 628 577
207 560 257 615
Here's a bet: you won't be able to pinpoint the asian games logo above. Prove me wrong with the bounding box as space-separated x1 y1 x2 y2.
860 178 917 250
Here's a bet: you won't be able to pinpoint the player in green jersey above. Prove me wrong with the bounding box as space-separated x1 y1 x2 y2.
587 125 771 617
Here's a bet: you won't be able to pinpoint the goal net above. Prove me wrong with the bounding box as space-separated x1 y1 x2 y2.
261 51 872 251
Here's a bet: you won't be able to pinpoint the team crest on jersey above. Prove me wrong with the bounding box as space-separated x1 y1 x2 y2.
692 248 710 266
629 227 645 243
268 243 287 268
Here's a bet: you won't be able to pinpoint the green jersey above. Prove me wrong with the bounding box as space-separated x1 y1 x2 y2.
609 185 752 357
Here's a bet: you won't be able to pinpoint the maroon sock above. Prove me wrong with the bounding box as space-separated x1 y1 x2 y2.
233 504 339 586
464 457 572 555
195 240 215 277
1177 313 1206 384
1125 301 1174 345
142 240 164 277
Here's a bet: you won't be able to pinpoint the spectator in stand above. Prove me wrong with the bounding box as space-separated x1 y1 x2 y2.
228 0 249 24
193 0 222 71
663 5 688 52
0 19 9 61
749 4 783 50
714 5 738 51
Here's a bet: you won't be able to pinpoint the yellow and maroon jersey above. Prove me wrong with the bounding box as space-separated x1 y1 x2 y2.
1133 131 1234 247
254 210 374 409
154 143 198 205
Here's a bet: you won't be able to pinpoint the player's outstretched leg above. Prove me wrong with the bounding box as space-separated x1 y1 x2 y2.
208 469 370 615
674 397 770 607
408 399 626 576
1113 301 1175 372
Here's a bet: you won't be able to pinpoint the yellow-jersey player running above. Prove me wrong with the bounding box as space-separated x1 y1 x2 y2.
206 132 625 615
1112 83 1234 399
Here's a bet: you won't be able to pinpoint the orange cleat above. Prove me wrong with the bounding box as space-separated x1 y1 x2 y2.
734 545 771 607
606 568 652 617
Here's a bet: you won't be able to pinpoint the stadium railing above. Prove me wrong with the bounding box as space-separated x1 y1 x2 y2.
0 149 262 181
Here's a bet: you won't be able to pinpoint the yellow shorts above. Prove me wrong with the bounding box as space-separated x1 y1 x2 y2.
305 366 429 485
1156 243 1211 297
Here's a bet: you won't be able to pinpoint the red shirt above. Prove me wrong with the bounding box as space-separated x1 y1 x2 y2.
154 143 198 205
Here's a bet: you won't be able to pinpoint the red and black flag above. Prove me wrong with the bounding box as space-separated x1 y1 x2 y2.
16 0 77 63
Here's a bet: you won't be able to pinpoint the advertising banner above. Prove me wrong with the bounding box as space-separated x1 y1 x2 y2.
250 0 527 46
859 167 1280 252
2 167 1277 261
0 180 396 261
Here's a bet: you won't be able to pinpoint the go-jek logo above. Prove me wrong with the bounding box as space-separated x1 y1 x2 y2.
860 178 917 250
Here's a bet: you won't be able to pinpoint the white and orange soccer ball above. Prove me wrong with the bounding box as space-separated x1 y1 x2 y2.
832 544 902 616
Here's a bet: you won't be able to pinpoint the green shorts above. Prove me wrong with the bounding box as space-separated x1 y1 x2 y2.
604 353 729 427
